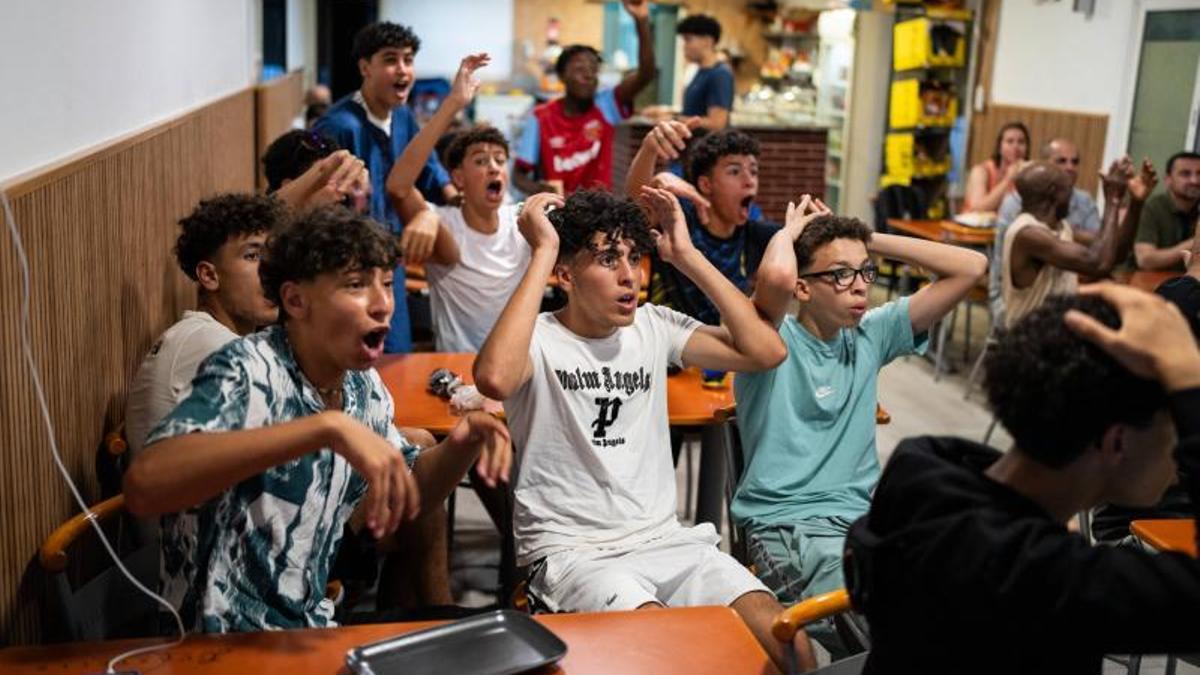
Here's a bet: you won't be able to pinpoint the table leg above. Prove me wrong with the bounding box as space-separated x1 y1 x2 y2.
694 425 727 532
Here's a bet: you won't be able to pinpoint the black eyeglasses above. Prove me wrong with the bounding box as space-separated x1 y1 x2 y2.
799 263 879 289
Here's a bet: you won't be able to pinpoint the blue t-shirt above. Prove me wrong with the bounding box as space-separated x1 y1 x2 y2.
313 95 451 353
682 65 735 119
732 298 928 529
648 198 779 325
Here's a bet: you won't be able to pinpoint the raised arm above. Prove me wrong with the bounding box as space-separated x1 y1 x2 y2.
1018 159 1155 280
386 53 488 208
639 186 786 372
624 118 694 198
751 196 832 327
473 192 564 400
613 0 656 108
869 234 988 335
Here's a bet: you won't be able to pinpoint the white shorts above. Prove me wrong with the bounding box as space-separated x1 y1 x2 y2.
528 522 770 612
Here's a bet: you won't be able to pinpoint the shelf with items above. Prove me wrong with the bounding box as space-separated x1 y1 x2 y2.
893 17 967 70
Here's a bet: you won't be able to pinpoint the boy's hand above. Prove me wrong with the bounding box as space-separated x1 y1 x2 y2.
446 411 512 488
328 412 421 539
273 150 370 211
1065 282 1200 392
1127 157 1158 203
642 118 698 161
783 194 832 242
622 0 649 21
650 171 712 225
447 52 491 109
640 186 696 264
517 192 564 252
400 208 440 264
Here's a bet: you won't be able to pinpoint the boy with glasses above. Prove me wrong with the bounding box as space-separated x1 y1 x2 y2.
733 198 988 654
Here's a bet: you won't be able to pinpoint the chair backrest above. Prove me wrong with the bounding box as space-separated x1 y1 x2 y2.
39 494 162 641
771 588 853 643
95 424 129 498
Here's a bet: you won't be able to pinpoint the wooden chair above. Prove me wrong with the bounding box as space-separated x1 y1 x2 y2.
773 589 869 675
39 494 161 641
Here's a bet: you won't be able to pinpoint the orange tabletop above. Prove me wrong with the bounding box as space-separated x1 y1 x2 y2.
887 218 995 247
377 353 736 434
0 606 778 675
1124 270 1181 293
1130 519 1198 557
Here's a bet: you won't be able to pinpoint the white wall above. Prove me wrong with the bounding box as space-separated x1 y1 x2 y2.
990 0 1139 165
379 0 514 81
0 0 258 184
287 0 318 86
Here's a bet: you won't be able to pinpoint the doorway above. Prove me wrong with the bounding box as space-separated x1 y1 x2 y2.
1127 3 1200 164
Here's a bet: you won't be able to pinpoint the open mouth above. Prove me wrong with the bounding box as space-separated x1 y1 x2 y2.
486 180 504 199
394 81 409 97
616 293 637 313
362 327 388 354
738 196 753 221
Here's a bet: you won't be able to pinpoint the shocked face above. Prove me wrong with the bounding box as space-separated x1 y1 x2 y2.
453 143 509 211
359 46 415 109
700 155 759 226
284 265 394 372
559 234 645 330
795 238 873 330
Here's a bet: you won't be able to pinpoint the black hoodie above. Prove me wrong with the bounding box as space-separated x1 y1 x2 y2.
848 388 1200 674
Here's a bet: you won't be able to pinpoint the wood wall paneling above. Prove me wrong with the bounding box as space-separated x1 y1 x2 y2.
0 89 256 644
255 70 306 191
968 103 1109 195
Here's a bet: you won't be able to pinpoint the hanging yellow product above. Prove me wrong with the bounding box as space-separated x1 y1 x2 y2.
893 18 966 71
882 133 914 186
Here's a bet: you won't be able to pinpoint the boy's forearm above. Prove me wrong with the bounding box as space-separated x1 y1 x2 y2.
387 100 462 206
474 248 556 399
124 413 340 516
675 251 782 361
624 143 658 198
411 439 475 510
869 233 984 279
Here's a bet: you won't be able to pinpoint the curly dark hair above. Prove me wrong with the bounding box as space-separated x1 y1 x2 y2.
685 129 760 183
259 205 401 312
352 22 421 63
984 294 1166 468
261 129 340 193
793 215 873 273
549 190 655 263
444 125 510 170
677 14 721 41
175 194 288 281
555 44 603 78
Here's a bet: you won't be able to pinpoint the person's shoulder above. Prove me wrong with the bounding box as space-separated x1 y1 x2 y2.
316 96 363 128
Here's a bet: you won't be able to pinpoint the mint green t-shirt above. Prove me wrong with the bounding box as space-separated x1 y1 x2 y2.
732 297 927 530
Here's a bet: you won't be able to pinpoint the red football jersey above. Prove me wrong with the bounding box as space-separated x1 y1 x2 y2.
516 88 631 194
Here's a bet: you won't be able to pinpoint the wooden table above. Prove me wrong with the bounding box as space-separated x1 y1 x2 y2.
887 218 996 247
1130 518 1198 557
0 606 779 675
1125 270 1182 293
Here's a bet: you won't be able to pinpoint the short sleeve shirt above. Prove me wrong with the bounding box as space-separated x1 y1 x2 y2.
732 298 927 530
514 88 631 194
1136 191 1198 271
648 199 780 325
682 65 735 119
503 305 701 565
144 325 418 633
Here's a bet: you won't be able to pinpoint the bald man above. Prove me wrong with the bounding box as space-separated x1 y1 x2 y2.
989 139 1102 321
1002 160 1153 326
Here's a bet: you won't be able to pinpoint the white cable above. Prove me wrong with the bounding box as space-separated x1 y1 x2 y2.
2 189 187 673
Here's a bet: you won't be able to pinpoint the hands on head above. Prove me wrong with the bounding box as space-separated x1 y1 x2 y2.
1064 282 1200 392
784 194 832 241
517 191 565 252
638 185 695 264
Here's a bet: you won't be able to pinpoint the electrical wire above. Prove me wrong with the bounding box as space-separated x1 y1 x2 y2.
2 189 187 673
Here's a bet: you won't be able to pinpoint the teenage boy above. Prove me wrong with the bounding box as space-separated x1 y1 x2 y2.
313 22 453 353
387 54 529 352
262 129 369 213
848 286 1200 673
473 188 818 671
626 119 776 325
1135 151 1200 271
123 206 512 633
1004 159 1154 327
733 198 988 652
677 14 733 131
513 0 656 196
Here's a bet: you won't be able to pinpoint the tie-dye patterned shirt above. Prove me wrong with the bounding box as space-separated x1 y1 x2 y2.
144 324 418 633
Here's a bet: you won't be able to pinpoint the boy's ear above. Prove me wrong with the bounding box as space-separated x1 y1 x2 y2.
196 261 220 293
279 281 307 321
697 174 713 197
450 167 465 191
793 277 812 304
357 57 371 80
1097 425 1126 467
554 261 573 293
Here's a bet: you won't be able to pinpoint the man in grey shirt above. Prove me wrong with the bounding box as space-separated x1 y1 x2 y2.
989 138 1104 322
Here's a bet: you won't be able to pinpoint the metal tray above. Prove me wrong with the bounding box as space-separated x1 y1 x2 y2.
345 609 567 675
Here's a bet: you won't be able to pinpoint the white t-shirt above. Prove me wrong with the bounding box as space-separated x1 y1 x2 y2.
504 304 702 565
426 204 530 352
124 310 238 457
